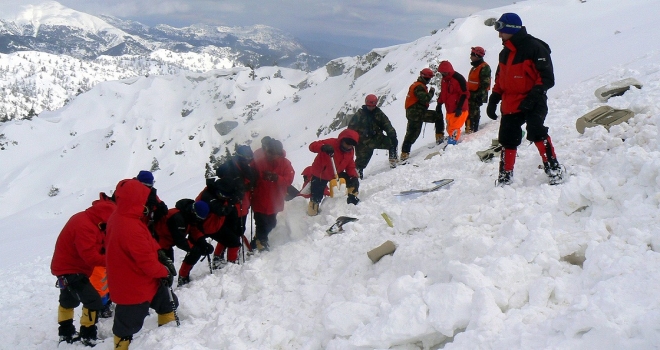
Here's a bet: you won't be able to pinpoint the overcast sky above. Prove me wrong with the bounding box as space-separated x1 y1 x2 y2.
1 0 516 50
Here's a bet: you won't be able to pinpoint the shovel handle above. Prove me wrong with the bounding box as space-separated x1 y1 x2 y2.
330 156 339 180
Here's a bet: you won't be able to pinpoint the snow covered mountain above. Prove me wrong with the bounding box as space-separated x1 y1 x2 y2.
0 1 329 122
2 0 660 349
0 1 326 68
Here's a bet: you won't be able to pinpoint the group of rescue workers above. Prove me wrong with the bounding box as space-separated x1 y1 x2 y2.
50 12 564 349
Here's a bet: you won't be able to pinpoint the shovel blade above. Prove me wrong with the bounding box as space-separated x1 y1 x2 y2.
329 178 347 197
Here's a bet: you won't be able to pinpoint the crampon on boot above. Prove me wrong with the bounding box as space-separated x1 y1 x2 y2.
495 148 516 186
211 255 227 270
543 161 565 185
496 170 513 186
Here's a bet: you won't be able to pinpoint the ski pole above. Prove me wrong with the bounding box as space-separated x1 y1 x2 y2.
163 280 180 326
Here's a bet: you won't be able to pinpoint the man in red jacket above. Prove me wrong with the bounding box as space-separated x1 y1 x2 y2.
106 179 178 350
306 128 360 216
437 60 470 144
250 137 295 251
50 192 116 346
487 12 564 185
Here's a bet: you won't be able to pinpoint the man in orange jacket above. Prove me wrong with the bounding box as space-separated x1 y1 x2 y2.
401 68 443 162
466 46 491 133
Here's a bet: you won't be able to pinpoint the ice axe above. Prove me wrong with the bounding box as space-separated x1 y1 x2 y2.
328 157 346 197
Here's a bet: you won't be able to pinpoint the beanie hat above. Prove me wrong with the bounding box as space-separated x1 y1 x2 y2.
235 145 253 161
192 200 210 220
496 13 522 34
136 170 154 187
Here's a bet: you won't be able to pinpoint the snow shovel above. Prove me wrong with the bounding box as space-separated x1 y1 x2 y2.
328 158 346 198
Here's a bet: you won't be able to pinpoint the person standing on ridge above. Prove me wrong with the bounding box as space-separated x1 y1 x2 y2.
347 94 399 178
437 60 470 144
487 12 564 186
466 46 491 133
401 68 443 162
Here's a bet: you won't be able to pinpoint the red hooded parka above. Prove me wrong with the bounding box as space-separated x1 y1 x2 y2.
50 193 116 277
308 129 359 181
250 148 295 215
105 179 168 305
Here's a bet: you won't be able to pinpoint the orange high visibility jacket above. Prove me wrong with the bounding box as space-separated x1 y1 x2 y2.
404 81 429 109
467 61 491 92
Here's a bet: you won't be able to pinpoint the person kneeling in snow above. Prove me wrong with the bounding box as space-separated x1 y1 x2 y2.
305 129 360 216
50 192 116 346
347 94 399 177
106 179 179 350
152 199 210 262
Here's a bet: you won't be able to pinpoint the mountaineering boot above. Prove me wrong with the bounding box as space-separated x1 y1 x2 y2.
177 260 193 286
544 161 565 185
497 170 513 186
58 306 80 344
435 133 445 145
212 254 227 270
113 335 132 350
399 152 409 165
346 187 360 205
534 136 564 185
158 312 176 326
99 301 113 318
446 130 458 145
307 200 320 216
254 239 270 252
496 148 517 186
177 276 190 287
388 146 398 168
79 325 98 347
79 308 98 347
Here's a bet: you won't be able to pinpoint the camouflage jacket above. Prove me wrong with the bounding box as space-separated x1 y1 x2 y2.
348 105 397 142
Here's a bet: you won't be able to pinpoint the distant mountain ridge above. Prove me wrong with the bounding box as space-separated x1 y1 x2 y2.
0 1 328 69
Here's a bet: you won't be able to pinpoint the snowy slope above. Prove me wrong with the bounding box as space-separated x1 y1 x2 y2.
2 0 660 349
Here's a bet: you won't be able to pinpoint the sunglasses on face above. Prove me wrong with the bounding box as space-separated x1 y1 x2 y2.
493 21 522 31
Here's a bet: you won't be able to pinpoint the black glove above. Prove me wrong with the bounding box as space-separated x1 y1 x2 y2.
518 86 545 112
321 144 334 156
347 194 360 205
487 92 501 120
195 240 214 255
209 199 234 216
428 87 435 96
263 171 278 182
454 107 462 116
162 273 174 288
157 249 177 276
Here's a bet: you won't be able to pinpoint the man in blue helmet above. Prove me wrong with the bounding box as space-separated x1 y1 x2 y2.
487 13 564 186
